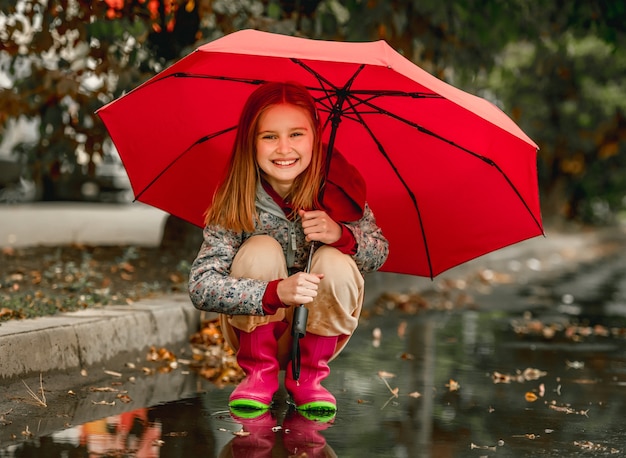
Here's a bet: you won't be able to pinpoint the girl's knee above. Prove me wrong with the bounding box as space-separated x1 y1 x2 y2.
231 235 287 279
312 246 363 285
241 235 283 255
313 245 351 267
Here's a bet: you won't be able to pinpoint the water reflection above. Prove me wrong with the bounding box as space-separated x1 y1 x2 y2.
80 409 162 457
4 301 626 457
33 403 337 458
218 408 336 457
4 397 216 457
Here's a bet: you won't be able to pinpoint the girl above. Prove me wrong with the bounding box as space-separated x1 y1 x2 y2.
188 81 388 412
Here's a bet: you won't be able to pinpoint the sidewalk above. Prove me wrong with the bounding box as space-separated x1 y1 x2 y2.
1 203 625 380
0 201 168 248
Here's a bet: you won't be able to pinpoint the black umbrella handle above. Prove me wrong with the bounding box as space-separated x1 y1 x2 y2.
291 242 315 381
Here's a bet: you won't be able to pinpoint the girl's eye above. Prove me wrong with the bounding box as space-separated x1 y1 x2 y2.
261 134 276 140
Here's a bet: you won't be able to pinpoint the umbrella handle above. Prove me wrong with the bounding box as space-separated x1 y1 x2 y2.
291 306 308 381
291 242 315 381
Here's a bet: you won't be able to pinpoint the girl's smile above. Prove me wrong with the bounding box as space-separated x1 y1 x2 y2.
256 103 314 198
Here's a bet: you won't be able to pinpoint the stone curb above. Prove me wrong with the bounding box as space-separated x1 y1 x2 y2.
0 294 200 380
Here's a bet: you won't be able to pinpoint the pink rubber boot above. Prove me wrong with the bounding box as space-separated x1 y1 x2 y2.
285 333 338 412
229 323 280 410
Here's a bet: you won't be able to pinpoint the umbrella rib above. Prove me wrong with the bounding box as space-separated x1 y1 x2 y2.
350 89 442 98
157 72 269 86
313 88 442 101
349 93 544 234
134 125 237 201
341 95 435 278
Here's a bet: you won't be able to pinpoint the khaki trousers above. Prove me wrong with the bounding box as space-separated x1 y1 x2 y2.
220 235 364 368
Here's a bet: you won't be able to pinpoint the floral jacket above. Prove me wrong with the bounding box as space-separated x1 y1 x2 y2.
188 183 389 316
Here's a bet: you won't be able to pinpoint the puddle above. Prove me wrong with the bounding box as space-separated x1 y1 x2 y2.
3 256 626 457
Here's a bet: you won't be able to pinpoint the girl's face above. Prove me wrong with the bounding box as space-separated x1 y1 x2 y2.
255 103 314 198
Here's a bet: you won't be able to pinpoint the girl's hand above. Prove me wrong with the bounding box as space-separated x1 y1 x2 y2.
299 209 342 244
277 272 324 306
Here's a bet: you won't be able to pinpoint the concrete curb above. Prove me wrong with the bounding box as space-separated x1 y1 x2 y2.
0 294 200 380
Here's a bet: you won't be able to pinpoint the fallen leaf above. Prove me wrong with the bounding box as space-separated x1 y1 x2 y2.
470 443 496 451
104 370 122 378
169 272 184 283
522 368 547 380
89 387 119 392
492 368 547 384
548 402 589 416
573 440 619 453
378 371 396 379
91 400 116 406
566 360 585 369
119 262 135 273
492 371 512 384
0 308 15 319
525 392 538 402
117 393 132 403
397 321 407 338
511 433 538 440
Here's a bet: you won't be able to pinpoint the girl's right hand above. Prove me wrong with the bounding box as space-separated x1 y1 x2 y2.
277 272 325 306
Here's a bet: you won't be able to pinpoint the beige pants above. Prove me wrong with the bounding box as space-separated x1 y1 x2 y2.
220 235 364 368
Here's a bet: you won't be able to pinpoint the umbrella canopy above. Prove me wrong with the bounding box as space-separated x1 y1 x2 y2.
97 29 543 278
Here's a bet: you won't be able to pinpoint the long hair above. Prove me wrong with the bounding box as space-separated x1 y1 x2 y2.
204 81 325 232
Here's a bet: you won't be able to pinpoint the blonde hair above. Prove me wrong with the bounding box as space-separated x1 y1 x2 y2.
204 81 325 232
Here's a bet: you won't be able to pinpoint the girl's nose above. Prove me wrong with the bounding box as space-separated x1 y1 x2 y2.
276 136 291 153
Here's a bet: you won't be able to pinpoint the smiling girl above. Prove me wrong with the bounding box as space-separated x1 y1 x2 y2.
188 81 388 413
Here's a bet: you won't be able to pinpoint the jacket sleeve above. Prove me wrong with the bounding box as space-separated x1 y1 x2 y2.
188 225 268 316
344 202 389 273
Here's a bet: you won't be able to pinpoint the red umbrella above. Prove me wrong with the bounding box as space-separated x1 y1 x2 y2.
97 29 543 278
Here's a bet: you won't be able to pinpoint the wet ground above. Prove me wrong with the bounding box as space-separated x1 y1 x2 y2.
3 249 626 457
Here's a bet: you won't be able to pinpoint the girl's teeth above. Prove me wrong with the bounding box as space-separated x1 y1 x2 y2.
275 160 295 165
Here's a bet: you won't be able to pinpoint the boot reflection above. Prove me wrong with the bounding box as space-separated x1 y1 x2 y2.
220 408 337 458
283 410 337 458
221 408 277 458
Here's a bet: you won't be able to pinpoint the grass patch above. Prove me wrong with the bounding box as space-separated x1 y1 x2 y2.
0 244 191 322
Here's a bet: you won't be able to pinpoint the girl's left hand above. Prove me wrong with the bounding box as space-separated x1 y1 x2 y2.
299 209 342 245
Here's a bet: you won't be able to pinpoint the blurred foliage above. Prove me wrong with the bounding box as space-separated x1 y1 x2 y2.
0 0 625 223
